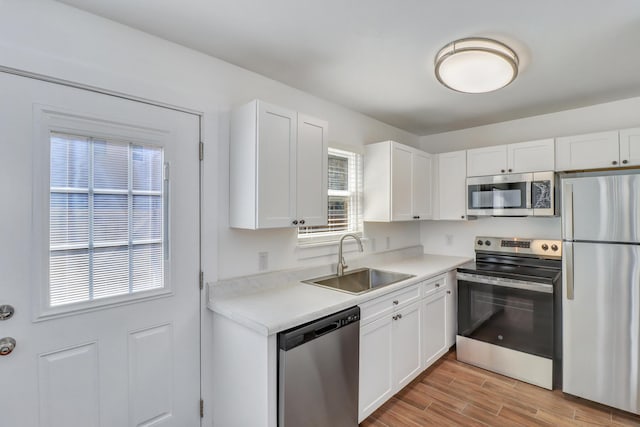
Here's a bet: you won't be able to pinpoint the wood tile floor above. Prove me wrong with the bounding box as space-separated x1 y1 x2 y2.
362 351 640 426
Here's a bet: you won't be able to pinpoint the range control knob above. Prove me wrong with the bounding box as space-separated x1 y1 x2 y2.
541 244 549 251
551 244 559 251
485 240 491 246
477 240 483 245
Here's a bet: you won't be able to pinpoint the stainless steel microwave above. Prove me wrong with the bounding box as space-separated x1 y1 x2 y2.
466 171 556 216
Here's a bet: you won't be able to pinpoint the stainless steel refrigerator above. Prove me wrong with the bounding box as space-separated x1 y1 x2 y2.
562 173 640 414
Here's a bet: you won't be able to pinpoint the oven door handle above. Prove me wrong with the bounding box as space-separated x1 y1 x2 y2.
456 272 554 294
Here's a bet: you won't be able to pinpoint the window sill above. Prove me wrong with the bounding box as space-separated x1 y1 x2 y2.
296 236 368 260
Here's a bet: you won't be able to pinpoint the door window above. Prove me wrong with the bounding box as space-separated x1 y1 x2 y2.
49 132 166 308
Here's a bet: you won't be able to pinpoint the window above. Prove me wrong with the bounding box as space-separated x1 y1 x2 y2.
49 132 165 307
298 147 363 243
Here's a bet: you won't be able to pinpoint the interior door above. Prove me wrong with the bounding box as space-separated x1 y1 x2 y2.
0 73 201 426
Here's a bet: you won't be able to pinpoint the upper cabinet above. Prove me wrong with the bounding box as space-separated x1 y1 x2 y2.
364 141 432 222
434 150 467 221
229 100 328 229
556 128 640 171
467 139 555 177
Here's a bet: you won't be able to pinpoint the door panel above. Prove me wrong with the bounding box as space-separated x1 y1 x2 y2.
567 174 640 243
393 301 422 389
422 291 447 368
412 152 432 219
296 114 327 226
620 127 640 167
358 316 393 422
391 144 412 221
563 242 640 414
0 73 200 426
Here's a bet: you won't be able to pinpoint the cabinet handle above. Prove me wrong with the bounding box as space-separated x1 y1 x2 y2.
508 168 512 172
392 300 399 305
397 313 402 320
412 215 420 219
623 160 629 164
501 169 505 173
392 315 398 321
292 220 298 225
435 283 440 287
447 290 451 294
612 160 618 165
299 219 305 225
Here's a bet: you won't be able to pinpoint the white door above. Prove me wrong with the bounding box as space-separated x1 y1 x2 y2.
619 127 640 167
555 131 619 171
411 151 432 220
507 139 555 173
392 301 422 389
466 145 507 176
390 144 412 221
296 114 328 227
421 290 447 368
0 73 201 426
358 315 393 422
257 101 297 228
436 150 467 220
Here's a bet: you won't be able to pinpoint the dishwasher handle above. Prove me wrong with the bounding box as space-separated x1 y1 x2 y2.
278 306 360 351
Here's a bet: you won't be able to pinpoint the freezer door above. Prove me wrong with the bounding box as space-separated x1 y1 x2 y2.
562 241 640 414
562 174 640 243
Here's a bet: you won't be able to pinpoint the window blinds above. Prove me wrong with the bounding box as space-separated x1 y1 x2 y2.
49 133 165 307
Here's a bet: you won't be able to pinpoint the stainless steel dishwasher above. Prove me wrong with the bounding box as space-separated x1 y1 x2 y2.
278 306 360 427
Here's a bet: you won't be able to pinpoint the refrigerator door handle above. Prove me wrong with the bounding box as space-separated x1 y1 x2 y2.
563 182 574 240
565 242 574 300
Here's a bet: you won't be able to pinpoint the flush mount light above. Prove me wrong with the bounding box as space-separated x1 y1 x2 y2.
434 37 519 94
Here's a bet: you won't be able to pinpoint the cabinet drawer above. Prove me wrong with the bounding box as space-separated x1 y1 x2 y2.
423 274 446 297
360 284 421 324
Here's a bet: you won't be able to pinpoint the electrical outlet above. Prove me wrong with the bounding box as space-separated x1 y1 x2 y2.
258 252 268 271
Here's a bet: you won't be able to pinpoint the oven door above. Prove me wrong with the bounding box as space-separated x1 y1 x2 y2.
457 272 554 359
467 173 532 216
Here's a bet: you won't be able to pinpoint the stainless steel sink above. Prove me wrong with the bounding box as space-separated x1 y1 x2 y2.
303 268 415 295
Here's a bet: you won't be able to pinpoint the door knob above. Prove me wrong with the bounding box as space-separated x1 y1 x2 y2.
0 337 16 356
0 305 14 320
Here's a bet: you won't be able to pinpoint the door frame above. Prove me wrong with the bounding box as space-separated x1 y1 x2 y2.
0 65 207 424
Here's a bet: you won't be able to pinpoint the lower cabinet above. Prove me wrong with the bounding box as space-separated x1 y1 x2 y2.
358 271 457 422
421 290 447 368
445 270 458 348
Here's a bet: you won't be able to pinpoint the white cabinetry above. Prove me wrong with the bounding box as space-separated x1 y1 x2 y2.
556 128 640 171
230 100 328 229
358 283 423 421
434 150 467 220
467 139 555 177
364 140 432 222
358 271 457 422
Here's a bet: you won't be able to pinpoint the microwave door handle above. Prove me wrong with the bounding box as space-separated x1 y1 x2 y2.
526 181 532 209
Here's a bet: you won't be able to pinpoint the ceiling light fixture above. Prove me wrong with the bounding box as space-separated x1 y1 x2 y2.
434 37 519 94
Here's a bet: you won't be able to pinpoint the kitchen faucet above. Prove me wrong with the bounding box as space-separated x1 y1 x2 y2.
337 233 364 276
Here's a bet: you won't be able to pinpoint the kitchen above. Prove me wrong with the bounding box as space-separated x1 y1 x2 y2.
1 1 640 426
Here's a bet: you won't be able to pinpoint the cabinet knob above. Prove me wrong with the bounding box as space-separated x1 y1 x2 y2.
447 290 452 294
623 160 629 164
435 283 440 287
299 219 305 225
392 315 398 321
501 169 505 173
508 168 512 172
292 220 298 225
461 215 465 219
612 160 618 165
392 300 399 305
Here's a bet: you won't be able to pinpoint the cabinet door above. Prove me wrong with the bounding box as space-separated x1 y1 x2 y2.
257 102 297 228
466 145 507 176
555 131 619 171
619 127 640 167
359 316 393 422
508 139 555 173
412 151 432 219
437 151 467 220
392 301 422 390
296 114 328 226
391 143 413 221
445 271 458 348
422 290 447 369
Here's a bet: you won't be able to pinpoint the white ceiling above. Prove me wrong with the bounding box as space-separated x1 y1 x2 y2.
56 0 640 135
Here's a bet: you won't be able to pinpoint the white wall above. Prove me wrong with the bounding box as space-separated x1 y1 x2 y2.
0 0 421 282
418 97 640 256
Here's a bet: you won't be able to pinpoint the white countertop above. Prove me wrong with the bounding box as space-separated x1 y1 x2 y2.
208 253 470 336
